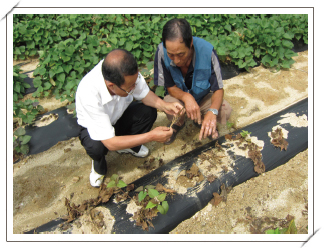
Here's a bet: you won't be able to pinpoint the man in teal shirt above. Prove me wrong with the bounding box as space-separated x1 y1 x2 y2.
154 18 232 144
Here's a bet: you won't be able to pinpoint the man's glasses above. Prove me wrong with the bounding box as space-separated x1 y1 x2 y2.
117 81 137 95
116 73 140 95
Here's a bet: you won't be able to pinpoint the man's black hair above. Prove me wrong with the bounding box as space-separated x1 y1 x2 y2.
162 18 192 48
102 49 138 87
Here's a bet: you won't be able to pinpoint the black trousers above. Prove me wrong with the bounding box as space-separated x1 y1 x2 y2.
78 101 157 175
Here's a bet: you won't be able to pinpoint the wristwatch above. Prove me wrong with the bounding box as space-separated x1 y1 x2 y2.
207 108 218 116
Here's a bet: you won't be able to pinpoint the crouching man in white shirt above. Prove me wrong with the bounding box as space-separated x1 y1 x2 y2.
75 49 182 187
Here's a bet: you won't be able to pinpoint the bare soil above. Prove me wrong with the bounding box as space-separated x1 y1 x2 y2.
12 51 309 234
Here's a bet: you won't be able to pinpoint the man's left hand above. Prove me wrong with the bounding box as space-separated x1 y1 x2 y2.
199 111 218 140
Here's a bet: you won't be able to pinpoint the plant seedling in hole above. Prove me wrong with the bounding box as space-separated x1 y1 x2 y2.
106 174 127 189
226 121 234 129
240 130 251 138
137 185 169 215
265 219 297 234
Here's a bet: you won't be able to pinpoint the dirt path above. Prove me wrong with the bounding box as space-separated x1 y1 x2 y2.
12 51 308 235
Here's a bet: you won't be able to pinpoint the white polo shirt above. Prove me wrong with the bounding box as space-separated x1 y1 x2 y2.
75 59 150 141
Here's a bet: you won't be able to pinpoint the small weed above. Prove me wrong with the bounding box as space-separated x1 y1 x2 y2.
265 219 297 234
133 184 170 230
226 121 234 129
240 130 251 138
106 174 127 189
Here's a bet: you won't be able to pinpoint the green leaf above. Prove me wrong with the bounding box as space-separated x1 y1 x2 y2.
148 189 159 198
138 191 147 202
157 193 166 202
65 80 75 90
20 135 32 145
107 180 116 188
261 54 272 66
237 59 247 68
43 81 52 90
227 122 234 129
282 39 294 49
265 229 275 234
283 32 294 40
155 86 165 97
157 204 165 214
145 185 156 190
109 37 118 45
160 201 169 214
33 76 42 88
145 201 157 209
240 130 251 137
14 127 26 136
66 103 75 110
57 72 66 83
65 45 75 56
143 51 151 58
125 41 133 51
111 174 119 181
224 24 232 32
14 83 20 93
20 144 29 155
285 219 297 234
152 16 161 24
26 41 35 49
281 58 295 69
61 54 71 62
39 68 46 76
284 49 298 59
63 64 73 74
135 186 144 192
55 66 64 74
117 180 127 188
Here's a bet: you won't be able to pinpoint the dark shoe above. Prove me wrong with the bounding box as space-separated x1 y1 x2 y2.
164 123 185 145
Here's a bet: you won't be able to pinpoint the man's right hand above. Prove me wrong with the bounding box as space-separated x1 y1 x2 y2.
183 93 201 125
150 126 173 143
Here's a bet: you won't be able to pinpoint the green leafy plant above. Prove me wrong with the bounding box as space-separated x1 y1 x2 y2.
136 185 169 214
265 219 297 234
13 127 31 155
240 130 251 138
13 99 44 126
107 174 127 189
13 14 308 101
226 121 234 129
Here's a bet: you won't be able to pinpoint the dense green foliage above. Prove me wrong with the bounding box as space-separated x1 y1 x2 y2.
13 14 308 102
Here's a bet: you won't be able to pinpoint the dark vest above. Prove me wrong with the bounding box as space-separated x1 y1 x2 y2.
163 37 214 103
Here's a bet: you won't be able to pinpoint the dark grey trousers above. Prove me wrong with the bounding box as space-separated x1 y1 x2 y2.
78 101 157 175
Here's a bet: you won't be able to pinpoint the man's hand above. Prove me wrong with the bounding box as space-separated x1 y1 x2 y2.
162 102 184 116
183 94 201 124
199 111 218 140
150 126 173 143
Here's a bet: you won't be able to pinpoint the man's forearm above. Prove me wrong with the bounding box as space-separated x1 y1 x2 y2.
167 86 191 103
141 90 166 111
210 89 224 111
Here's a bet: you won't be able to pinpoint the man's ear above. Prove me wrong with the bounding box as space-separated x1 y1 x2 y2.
105 80 114 88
